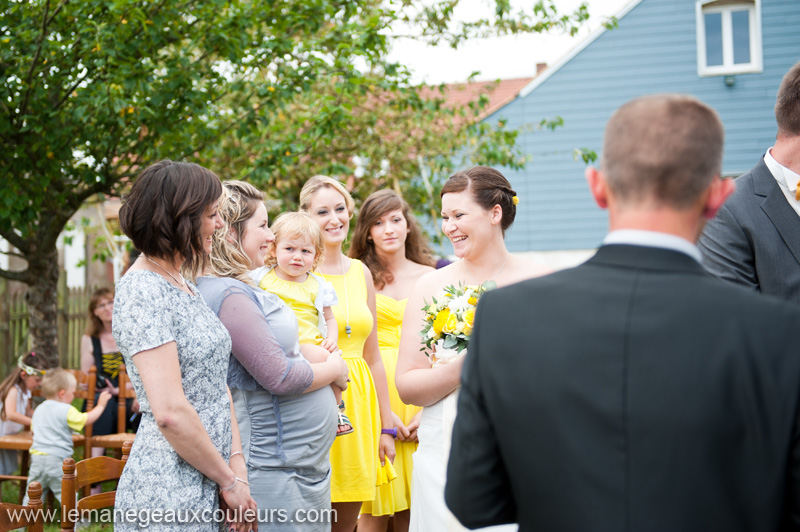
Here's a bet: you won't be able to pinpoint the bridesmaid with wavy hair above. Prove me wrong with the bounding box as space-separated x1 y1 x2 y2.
350 189 436 532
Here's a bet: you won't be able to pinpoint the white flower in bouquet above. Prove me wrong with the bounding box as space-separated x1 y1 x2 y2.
447 292 473 313
418 281 497 360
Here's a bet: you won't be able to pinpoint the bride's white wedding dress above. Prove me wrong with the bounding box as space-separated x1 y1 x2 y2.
409 386 518 532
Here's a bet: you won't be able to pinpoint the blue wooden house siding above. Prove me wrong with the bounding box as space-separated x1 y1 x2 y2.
490 0 800 252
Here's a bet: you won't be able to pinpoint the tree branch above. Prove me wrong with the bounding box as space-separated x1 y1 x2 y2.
45 0 70 26
20 0 52 118
0 266 29 283
0 228 30 254
52 66 90 111
0 247 25 259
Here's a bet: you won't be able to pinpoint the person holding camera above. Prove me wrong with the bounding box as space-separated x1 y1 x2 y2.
80 287 140 460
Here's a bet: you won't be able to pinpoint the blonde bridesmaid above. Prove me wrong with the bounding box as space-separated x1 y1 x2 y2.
300 176 396 532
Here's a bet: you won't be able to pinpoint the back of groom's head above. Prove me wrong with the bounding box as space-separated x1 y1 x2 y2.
602 94 724 210
775 61 800 137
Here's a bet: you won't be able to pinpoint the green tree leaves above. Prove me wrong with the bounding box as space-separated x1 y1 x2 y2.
1 0 590 362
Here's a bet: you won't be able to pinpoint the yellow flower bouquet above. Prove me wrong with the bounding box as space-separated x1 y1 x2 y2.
420 281 495 362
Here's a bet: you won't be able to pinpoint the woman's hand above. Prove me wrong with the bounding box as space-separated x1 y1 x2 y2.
392 412 411 441
106 384 120 397
378 433 396 466
220 479 258 532
405 411 422 443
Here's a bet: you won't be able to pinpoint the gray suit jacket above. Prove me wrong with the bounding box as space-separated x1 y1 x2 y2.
698 157 800 302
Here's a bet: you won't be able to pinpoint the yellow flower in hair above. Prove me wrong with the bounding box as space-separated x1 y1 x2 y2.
512 195 519 206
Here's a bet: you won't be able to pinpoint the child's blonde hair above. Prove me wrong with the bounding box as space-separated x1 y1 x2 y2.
40 369 76 400
266 212 325 272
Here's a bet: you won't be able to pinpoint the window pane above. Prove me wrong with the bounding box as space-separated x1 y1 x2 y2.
731 10 751 64
704 13 723 66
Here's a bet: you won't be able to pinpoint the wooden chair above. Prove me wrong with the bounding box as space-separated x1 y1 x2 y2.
0 369 91 504
87 364 136 457
0 480 44 532
60 440 132 532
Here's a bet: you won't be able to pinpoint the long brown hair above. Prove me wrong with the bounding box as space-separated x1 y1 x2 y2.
350 189 435 289
85 287 114 337
0 352 50 421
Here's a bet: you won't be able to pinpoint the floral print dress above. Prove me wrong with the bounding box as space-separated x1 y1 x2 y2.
112 271 232 531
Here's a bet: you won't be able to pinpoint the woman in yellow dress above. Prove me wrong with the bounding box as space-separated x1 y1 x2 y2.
300 176 396 532
350 190 436 532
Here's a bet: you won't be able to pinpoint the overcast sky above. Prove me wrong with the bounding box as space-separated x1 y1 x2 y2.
389 0 632 84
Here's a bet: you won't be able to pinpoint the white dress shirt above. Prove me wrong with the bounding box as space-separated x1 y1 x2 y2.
764 147 800 217
603 229 702 263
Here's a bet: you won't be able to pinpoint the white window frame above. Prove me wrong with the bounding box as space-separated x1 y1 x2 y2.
696 0 762 77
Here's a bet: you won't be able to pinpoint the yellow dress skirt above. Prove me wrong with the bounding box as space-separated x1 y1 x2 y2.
362 294 421 516
323 259 383 502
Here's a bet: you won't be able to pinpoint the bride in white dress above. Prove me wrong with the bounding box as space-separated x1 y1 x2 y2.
396 167 551 532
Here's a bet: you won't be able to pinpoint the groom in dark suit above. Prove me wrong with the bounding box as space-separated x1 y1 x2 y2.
445 95 800 532
699 61 800 302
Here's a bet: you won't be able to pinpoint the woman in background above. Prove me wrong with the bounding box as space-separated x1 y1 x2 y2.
80 287 139 460
350 189 435 532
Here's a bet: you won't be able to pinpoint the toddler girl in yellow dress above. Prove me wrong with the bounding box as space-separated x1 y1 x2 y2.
250 211 352 435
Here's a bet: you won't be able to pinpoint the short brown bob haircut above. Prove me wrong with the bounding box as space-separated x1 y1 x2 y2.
118 159 222 279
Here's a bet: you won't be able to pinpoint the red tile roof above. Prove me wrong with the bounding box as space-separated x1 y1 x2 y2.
420 75 538 119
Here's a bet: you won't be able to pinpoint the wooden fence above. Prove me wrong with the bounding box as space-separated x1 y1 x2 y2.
0 274 91 375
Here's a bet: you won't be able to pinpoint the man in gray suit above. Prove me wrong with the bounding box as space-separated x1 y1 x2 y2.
699 61 800 301
445 94 800 532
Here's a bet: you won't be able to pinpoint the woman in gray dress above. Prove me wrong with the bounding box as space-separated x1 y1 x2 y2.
197 180 348 531
113 160 257 531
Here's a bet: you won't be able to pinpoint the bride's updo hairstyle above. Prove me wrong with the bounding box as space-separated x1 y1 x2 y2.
440 166 518 235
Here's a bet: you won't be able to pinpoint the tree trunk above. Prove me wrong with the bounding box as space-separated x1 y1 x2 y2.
24 245 61 368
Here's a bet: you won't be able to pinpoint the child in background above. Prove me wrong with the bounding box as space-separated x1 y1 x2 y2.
0 352 50 475
23 368 111 505
250 211 352 435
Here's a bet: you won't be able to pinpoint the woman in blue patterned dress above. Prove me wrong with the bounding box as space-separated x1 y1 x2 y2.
113 160 257 531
